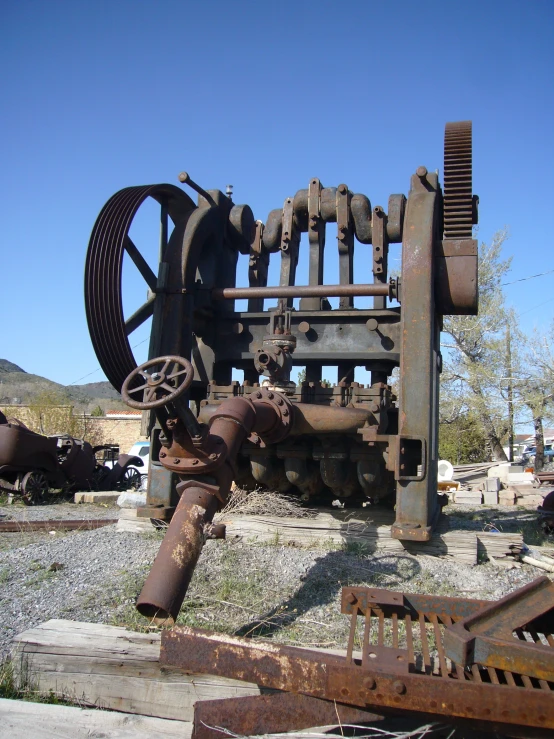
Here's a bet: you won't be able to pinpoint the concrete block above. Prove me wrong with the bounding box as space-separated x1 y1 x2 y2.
455 492 483 505
499 492 516 505
74 491 120 504
483 490 499 505
117 491 147 508
485 477 501 493
487 463 511 484
516 494 544 507
507 472 535 484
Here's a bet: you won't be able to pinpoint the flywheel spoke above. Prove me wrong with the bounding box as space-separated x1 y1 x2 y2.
125 294 156 336
124 236 158 290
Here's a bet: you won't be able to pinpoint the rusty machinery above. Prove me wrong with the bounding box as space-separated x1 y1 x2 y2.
84 123 554 734
85 120 477 621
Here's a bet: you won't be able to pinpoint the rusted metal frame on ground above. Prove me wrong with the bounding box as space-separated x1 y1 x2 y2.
192 692 385 739
444 576 554 681
392 169 440 542
161 625 554 731
340 586 489 620
0 519 118 533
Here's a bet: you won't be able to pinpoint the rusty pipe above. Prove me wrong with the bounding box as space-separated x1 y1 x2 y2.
136 395 288 623
291 404 374 435
198 402 374 436
136 483 220 624
212 283 391 300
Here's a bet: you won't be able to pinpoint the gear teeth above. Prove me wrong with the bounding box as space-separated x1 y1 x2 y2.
443 121 474 239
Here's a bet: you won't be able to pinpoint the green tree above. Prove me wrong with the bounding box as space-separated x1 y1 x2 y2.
441 229 512 461
90 405 104 417
439 413 489 464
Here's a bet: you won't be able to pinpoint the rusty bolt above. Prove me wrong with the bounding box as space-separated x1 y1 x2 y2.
400 447 405 455
393 681 406 695
255 391 262 399
282 408 289 417
363 676 376 690
267 392 274 400
340 687 349 697
400 463 405 470
277 397 284 405
209 453 217 461
173 458 180 464
192 459 199 466
338 184 347 194
159 451 166 458
298 321 310 333
416 166 427 179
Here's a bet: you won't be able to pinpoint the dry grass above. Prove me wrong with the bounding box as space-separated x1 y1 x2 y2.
215 486 318 520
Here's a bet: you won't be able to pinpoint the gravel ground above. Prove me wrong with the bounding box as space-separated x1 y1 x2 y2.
1 499 552 660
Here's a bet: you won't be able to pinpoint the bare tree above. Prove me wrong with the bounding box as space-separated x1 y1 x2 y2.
516 321 554 471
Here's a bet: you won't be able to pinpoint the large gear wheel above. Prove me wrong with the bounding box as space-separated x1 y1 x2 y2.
443 121 475 238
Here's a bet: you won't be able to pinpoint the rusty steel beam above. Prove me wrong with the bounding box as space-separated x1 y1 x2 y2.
392 168 440 542
192 692 384 739
0 518 117 533
444 577 554 681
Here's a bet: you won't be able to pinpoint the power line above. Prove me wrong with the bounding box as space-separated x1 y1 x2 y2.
68 336 149 386
519 296 554 317
502 268 554 286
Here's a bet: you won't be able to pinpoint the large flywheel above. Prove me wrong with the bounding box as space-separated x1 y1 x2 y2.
443 120 476 238
84 185 195 391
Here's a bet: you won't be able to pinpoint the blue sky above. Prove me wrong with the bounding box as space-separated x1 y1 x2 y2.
1 0 553 387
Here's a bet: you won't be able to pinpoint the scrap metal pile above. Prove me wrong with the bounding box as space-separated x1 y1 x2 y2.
163 577 554 737
0 411 145 503
82 121 554 732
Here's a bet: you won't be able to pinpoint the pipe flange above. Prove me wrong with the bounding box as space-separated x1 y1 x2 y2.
250 388 293 445
159 440 225 476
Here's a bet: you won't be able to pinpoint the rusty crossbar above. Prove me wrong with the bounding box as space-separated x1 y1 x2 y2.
211 282 393 300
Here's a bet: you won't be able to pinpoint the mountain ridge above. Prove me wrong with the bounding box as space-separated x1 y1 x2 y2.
0 358 126 413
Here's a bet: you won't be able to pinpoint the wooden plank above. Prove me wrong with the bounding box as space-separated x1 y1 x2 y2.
220 512 479 564
216 510 522 563
0 698 192 739
12 620 264 722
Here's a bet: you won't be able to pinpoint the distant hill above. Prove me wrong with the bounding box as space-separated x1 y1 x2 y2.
0 358 126 413
0 359 26 373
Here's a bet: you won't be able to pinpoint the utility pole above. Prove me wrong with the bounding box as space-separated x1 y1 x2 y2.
506 325 514 463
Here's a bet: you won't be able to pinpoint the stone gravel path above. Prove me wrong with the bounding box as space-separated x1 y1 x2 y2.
1 501 550 661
